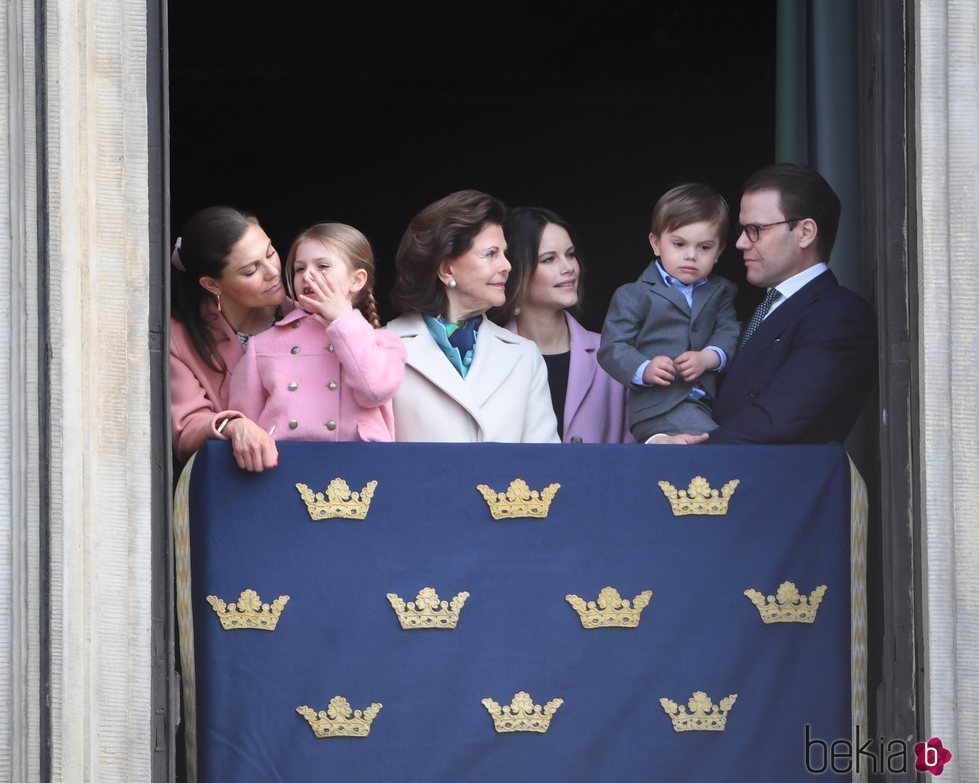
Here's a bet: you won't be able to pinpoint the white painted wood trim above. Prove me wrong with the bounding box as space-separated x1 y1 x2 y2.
1 0 42 779
42 0 153 779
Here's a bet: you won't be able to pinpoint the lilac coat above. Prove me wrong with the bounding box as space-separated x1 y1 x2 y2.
508 313 634 444
228 308 406 442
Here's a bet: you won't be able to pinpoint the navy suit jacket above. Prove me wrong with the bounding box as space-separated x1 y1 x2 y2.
709 270 878 445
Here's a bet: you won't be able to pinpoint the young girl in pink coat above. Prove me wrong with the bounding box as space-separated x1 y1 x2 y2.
228 223 406 442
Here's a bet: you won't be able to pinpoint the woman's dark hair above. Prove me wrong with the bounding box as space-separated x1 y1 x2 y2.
492 206 585 325
391 189 506 316
170 206 258 372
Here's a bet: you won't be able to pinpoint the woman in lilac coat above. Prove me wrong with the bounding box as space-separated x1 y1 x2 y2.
494 207 633 444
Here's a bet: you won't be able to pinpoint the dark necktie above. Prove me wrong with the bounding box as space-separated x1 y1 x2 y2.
738 288 781 351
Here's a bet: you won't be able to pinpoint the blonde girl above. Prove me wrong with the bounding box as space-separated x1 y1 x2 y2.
228 223 406 443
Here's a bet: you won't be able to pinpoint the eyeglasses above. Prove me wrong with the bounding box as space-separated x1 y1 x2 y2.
738 219 799 242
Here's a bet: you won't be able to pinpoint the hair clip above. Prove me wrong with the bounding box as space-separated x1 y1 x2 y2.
171 237 186 272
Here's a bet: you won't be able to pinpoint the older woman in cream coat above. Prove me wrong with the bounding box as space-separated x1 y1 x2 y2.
386 190 559 443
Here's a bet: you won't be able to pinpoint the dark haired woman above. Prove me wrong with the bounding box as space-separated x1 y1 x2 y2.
385 190 559 442
493 206 631 443
170 205 291 472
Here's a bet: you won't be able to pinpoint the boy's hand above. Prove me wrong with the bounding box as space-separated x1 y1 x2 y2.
643 355 676 386
674 349 720 382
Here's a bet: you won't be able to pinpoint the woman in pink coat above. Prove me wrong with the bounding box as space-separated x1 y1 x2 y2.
228 223 405 442
170 206 292 472
493 207 633 444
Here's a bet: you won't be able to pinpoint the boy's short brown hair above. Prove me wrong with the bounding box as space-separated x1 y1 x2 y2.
650 183 730 246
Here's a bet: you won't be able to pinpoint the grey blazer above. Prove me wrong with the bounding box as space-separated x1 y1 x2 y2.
598 261 740 428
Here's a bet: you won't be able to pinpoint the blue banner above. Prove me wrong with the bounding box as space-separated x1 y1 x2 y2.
178 441 855 782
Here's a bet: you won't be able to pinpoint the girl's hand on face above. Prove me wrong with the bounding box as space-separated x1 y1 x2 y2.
298 268 354 323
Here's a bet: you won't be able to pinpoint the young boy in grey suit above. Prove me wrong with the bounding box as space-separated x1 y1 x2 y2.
598 183 741 442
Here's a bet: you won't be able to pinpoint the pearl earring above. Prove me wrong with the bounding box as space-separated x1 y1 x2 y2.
447 279 457 288
513 306 521 316
216 291 222 312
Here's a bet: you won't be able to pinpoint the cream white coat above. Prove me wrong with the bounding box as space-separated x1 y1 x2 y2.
386 313 560 443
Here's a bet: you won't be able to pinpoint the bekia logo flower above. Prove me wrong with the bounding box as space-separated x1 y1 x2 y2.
914 737 952 776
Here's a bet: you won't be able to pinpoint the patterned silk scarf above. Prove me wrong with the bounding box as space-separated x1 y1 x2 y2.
446 316 481 355
424 314 482 377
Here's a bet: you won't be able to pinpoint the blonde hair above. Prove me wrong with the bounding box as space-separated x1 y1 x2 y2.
285 222 381 328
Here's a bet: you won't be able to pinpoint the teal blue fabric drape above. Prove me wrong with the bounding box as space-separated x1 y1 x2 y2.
775 0 863 299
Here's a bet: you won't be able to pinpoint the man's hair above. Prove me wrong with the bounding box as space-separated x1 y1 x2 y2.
742 163 841 261
650 183 729 247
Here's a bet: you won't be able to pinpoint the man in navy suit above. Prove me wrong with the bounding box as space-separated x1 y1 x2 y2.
650 163 878 445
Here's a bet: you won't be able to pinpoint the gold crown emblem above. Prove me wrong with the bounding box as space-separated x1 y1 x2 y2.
476 479 561 519
295 478 377 520
744 581 827 624
658 476 740 516
206 589 290 631
296 696 383 738
482 691 564 734
387 587 470 629
565 586 652 628
660 691 738 732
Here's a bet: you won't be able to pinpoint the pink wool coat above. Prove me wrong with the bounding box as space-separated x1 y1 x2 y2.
170 299 296 463
507 312 634 444
227 308 406 442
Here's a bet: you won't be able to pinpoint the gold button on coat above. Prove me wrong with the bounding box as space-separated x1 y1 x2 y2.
327 380 338 390
290 346 300 355
288 381 298 391
291 321 301 329
326 343 335 352
288 419 299 430
326 420 337 431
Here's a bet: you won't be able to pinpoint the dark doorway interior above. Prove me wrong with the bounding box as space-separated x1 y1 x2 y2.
168 2 777 332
